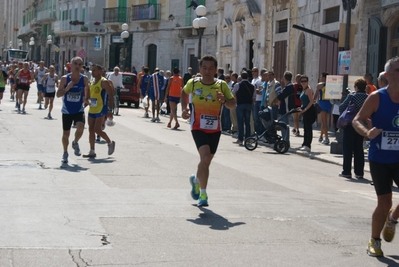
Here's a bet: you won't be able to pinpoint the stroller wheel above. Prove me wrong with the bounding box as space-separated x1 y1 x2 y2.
274 140 289 154
244 137 258 151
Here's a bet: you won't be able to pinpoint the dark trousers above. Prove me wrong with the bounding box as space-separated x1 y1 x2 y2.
222 105 231 131
253 101 264 134
342 125 364 176
236 103 252 141
302 109 313 148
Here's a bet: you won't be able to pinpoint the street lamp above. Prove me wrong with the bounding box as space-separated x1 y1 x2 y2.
46 35 52 67
29 37 35 61
120 23 130 70
192 5 208 60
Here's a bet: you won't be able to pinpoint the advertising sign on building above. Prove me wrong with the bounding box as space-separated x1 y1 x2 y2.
338 51 351 75
112 36 124 43
94 36 101 51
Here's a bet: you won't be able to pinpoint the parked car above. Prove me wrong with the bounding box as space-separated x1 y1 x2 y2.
106 72 140 108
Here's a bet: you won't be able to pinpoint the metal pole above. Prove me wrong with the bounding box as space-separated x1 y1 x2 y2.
341 0 351 101
198 28 203 60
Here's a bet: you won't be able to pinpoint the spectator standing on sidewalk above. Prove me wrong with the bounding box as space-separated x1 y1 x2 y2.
338 78 368 179
267 71 281 121
230 73 239 136
313 72 331 145
232 71 255 145
353 57 399 257
292 74 303 136
365 73 377 95
275 71 295 145
297 75 316 152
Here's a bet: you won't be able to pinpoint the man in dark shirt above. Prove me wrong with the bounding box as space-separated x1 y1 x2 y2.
183 67 193 85
232 71 255 145
275 71 295 145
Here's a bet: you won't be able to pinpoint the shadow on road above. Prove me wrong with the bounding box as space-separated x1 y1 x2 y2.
58 164 89 172
377 255 399 265
187 206 246 230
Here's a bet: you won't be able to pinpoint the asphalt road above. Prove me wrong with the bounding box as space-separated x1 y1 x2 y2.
0 84 398 267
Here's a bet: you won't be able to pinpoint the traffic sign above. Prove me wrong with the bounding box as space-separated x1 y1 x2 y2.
78 49 86 59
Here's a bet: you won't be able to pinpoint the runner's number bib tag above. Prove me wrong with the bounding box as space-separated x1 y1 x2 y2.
21 78 28 83
90 98 97 107
66 92 81 102
381 131 399 150
200 115 218 130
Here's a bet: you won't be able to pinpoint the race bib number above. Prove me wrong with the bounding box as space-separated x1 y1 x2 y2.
199 115 218 130
46 86 55 93
21 78 28 83
90 98 97 107
66 92 81 102
381 131 399 150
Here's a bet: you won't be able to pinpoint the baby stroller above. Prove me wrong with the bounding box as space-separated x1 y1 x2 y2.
244 107 298 153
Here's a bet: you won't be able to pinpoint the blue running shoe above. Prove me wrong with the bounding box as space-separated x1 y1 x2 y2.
197 193 208 207
189 174 200 200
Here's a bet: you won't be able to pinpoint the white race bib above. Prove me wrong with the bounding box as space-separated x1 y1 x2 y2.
199 114 218 130
381 131 399 150
21 78 28 83
66 92 81 102
90 98 97 107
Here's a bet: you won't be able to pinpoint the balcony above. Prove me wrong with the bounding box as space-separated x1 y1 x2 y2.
131 4 161 29
37 9 57 23
103 7 130 25
17 23 35 39
131 4 161 21
73 22 106 36
53 20 72 35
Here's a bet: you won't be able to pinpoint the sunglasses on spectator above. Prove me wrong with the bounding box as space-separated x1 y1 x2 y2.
300 80 308 83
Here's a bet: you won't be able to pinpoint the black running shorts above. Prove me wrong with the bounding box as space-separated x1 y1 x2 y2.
62 112 85 131
370 160 399 195
191 130 221 155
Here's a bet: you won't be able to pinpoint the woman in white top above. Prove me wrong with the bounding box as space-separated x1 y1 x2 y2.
41 65 58 119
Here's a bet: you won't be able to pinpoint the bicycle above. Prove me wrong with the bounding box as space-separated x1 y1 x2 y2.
112 86 121 115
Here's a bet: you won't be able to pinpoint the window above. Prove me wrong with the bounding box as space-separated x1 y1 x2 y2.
82 8 85 21
276 19 288 33
324 6 340 25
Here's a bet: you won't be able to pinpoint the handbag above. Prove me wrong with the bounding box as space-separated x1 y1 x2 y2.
313 103 322 114
337 99 357 129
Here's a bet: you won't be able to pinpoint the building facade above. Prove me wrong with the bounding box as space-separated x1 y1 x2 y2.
0 0 398 88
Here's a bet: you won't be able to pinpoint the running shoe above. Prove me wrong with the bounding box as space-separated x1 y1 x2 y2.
322 138 330 145
83 151 96 158
22 108 26 114
47 113 52 119
151 117 156 122
299 146 310 152
96 135 101 142
198 192 208 207
367 238 383 257
38 105 43 110
108 141 115 155
383 209 398 242
295 130 300 136
167 122 171 128
61 152 68 163
318 136 323 142
189 174 200 200
144 112 149 118
71 141 81 156
155 117 160 122
292 129 296 134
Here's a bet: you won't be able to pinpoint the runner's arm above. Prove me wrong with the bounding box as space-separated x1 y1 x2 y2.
352 92 381 139
56 76 67 98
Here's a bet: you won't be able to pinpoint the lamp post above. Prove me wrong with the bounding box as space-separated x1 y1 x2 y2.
46 35 53 67
17 39 22 50
29 37 35 61
120 23 129 70
192 5 208 61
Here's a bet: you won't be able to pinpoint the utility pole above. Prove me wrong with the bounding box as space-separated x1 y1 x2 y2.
341 0 357 101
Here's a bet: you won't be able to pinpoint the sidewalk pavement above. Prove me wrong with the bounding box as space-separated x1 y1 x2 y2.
257 124 371 177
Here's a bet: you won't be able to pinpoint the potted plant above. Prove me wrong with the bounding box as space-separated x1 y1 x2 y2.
94 21 101 26
14 27 19 31
81 26 88 32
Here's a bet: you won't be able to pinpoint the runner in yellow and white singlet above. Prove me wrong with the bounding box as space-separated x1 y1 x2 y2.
181 55 236 207
84 64 115 158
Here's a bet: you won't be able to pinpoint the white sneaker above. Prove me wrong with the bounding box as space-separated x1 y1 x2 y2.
71 141 81 156
322 138 330 145
108 141 115 155
299 146 311 152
